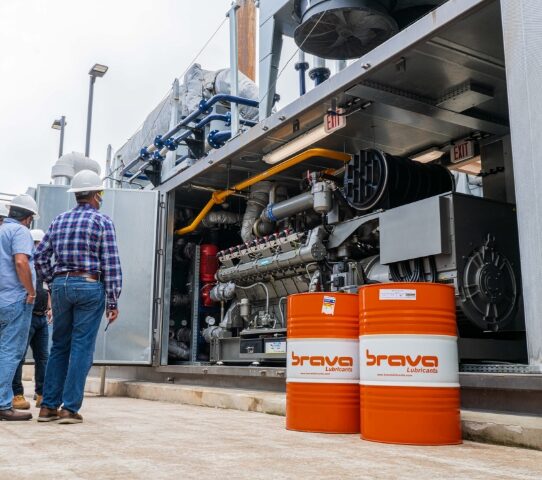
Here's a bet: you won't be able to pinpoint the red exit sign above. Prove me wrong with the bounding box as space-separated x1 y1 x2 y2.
324 109 346 134
451 140 475 163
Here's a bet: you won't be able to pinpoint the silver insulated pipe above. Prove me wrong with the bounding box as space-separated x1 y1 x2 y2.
260 191 313 222
241 181 272 242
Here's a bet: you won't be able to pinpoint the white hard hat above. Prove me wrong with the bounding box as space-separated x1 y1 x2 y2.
67 169 104 193
0 202 8 218
30 229 45 242
9 194 40 219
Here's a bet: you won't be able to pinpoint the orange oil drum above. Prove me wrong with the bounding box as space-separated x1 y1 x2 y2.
359 283 461 445
286 292 359 433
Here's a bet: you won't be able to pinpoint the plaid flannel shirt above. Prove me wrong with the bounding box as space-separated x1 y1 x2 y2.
34 203 122 309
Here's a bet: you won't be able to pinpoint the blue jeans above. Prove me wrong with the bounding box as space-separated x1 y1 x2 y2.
42 277 105 413
12 314 50 396
0 300 33 410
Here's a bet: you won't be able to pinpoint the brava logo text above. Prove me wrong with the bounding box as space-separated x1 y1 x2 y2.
291 352 354 367
365 349 439 367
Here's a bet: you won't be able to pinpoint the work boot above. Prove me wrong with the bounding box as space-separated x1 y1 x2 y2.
37 407 60 423
12 395 30 410
58 409 83 425
0 408 32 421
35 395 43 408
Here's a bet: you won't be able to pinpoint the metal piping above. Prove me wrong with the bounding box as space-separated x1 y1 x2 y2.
201 211 241 228
165 94 258 142
158 109 258 158
295 51 309 96
175 148 351 235
208 130 232 149
121 93 259 177
195 113 257 129
261 191 314 222
241 182 272 242
228 2 240 136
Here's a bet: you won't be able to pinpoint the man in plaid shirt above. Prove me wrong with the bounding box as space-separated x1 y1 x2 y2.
34 170 122 424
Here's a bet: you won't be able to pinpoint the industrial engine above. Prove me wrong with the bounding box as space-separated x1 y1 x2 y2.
168 149 523 365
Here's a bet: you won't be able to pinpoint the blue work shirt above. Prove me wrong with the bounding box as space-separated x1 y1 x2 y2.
0 218 36 308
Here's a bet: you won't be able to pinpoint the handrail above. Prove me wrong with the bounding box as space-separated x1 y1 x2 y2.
175 148 351 235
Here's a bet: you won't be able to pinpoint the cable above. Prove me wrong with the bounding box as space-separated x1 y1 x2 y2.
305 262 318 279
180 17 229 83
120 15 230 167
429 256 438 283
236 282 270 315
259 10 328 106
278 296 287 328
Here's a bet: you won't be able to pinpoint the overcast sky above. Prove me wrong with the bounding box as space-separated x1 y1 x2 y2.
0 0 301 196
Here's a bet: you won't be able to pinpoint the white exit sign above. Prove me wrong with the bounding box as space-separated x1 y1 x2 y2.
451 140 475 164
324 109 346 134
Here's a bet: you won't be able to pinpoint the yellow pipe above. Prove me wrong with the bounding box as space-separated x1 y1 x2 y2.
175 148 351 235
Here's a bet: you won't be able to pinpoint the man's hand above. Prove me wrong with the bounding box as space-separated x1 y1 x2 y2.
46 293 53 324
15 253 35 304
106 308 119 323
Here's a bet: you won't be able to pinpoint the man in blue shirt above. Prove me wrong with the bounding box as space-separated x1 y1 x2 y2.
0 202 8 226
0 194 39 421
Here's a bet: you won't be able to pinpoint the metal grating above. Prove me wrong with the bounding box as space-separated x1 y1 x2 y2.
460 363 542 374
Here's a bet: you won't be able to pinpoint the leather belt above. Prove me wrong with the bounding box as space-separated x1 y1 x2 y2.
55 271 100 281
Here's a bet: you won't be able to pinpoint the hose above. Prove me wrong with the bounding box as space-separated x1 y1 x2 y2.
240 182 272 242
235 282 270 315
429 256 438 283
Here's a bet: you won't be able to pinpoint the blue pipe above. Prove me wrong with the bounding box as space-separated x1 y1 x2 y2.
122 173 148 181
195 113 230 129
162 95 257 142
121 94 259 176
295 61 309 96
309 67 331 86
170 112 256 150
195 112 257 130
207 130 231 149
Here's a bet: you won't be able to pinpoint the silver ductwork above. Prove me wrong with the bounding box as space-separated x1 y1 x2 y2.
240 181 272 242
201 211 241 228
210 282 237 302
51 152 101 186
261 191 313 222
168 338 190 360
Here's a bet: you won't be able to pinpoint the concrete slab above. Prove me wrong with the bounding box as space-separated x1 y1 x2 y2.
85 377 542 451
462 410 542 450
1 389 542 480
85 377 286 416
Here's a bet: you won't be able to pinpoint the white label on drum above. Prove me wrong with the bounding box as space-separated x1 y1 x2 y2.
321 295 336 315
379 289 417 301
287 339 359 384
359 335 459 387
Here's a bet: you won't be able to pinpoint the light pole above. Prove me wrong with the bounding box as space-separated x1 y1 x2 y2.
85 63 108 157
51 116 67 158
